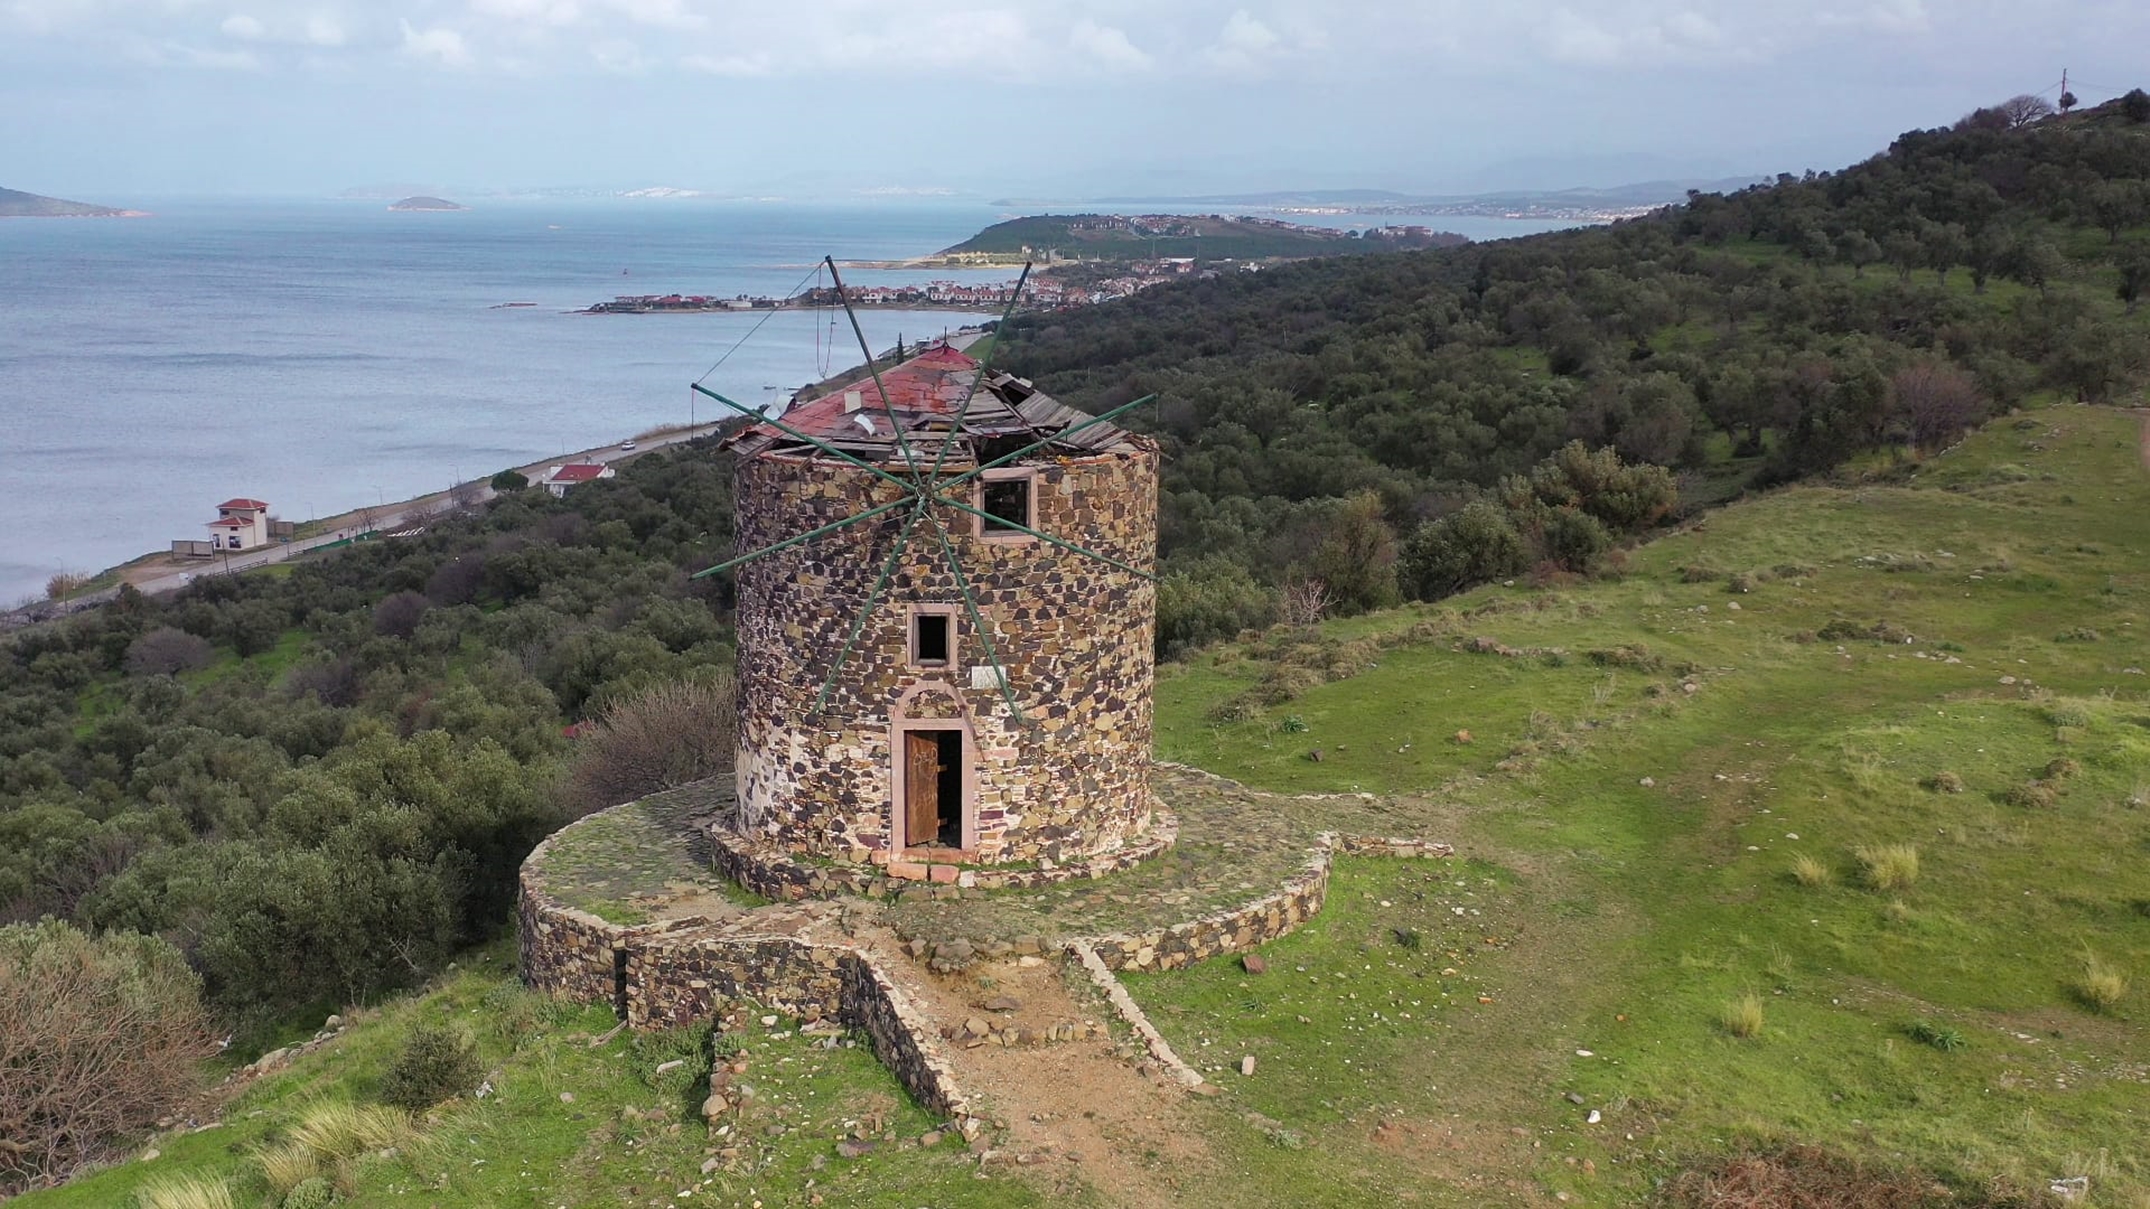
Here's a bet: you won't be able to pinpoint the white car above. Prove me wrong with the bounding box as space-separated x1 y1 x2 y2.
619 440 637 451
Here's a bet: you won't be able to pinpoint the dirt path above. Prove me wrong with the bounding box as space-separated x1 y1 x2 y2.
839 923 1215 1207
2137 408 2150 469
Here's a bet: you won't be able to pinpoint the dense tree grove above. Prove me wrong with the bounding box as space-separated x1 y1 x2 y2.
993 95 2150 635
2 94 2147 1109
0 454 739 1028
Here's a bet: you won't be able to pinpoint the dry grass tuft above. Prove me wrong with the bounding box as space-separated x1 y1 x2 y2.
1718 993 1765 1039
134 1174 236 1209
283 1102 412 1163
2072 951 2130 1014
1853 844 1920 891
1789 854 1834 887
1662 1144 2017 1208
255 1141 321 1197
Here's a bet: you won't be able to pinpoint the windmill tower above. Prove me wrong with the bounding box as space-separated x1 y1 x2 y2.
690 267 1163 874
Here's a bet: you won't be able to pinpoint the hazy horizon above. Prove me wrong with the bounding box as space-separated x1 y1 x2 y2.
4 1 2143 204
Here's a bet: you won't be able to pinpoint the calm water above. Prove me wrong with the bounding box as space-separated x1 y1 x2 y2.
0 200 1580 602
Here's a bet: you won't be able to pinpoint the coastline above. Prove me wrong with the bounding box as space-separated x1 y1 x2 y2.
5 420 729 625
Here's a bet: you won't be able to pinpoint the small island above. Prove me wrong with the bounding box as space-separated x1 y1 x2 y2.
388 196 466 212
0 186 145 218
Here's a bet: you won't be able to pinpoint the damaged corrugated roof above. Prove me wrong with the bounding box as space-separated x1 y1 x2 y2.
723 342 1140 464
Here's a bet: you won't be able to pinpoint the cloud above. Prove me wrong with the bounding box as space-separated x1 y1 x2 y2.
472 0 582 26
399 18 471 66
221 13 267 39
680 50 770 77
1070 19 1151 72
589 37 643 72
304 14 344 45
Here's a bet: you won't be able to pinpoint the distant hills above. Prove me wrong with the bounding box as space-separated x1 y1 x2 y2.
388 196 466 212
0 186 140 218
995 177 1769 221
942 213 1465 261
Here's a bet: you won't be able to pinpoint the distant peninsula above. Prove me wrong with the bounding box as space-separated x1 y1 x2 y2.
388 196 466 212
0 186 144 218
929 213 1465 265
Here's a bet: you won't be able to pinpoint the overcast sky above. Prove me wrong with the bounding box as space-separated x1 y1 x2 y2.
3 0 2144 199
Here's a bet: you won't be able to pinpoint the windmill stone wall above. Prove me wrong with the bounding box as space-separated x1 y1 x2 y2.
731 443 1159 868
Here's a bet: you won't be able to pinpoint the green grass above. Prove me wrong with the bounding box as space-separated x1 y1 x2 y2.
1127 406 2150 1203
16 942 1032 1209
26 407 2150 1207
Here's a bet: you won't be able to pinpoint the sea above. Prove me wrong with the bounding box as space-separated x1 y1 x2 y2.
0 200 1582 604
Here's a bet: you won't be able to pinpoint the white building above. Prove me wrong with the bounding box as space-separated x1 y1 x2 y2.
540 463 615 497
206 498 271 550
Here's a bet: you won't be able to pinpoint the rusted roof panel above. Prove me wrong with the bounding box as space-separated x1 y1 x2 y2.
724 341 1137 463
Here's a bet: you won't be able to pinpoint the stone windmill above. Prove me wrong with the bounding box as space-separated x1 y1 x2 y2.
687 263 1165 877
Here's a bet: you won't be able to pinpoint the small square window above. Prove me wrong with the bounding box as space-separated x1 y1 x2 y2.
976 471 1033 539
913 612 950 666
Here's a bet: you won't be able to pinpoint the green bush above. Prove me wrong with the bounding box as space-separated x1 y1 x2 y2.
1399 500 1529 600
1156 556 1279 658
377 1023 480 1110
282 1176 336 1209
489 468 529 492
1540 508 1612 574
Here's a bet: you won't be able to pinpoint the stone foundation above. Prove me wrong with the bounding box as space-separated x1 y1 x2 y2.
1081 832 1456 973
519 788 1453 1120
706 805 1178 901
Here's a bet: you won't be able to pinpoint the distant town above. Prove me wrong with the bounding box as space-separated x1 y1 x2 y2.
583 257 1215 316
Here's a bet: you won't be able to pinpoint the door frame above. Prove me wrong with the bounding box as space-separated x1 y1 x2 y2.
889 689 976 856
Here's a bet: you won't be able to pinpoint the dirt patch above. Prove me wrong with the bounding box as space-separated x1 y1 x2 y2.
1659 1145 2058 1208
863 940 1217 1207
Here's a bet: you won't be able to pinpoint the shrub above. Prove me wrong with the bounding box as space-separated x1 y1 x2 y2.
2044 757 2081 781
1789 854 1833 887
1156 557 1278 657
44 571 91 600
490 468 529 492
124 626 215 676
1726 571 1758 594
634 1025 713 1105
1906 1020 1966 1051
1853 844 1919 891
285 1102 410 1162
2123 87 2150 124
1304 491 1401 616
2001 781 2057 809
2072 952 2129 1014
1923 771 1965 794
2047 701 2094 729
2054 627 2101 643
1539 508 1612 575
372 591 431 639
1719 993 1764 1038
1399 500 1528 600
563 674 739 816
378 1024 479 1110
0 921 212 1195
282 1176 336 1209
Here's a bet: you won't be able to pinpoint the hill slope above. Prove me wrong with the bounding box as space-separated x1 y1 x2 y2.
18 405 2149 1208
0 186 127 217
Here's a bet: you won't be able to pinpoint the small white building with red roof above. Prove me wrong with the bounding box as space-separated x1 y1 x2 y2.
539 463 615 497
207 498 271 551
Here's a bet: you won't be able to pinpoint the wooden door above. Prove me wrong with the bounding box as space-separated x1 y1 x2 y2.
904 731 941 847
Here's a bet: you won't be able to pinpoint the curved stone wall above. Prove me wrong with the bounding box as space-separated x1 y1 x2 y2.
730 446 1159 867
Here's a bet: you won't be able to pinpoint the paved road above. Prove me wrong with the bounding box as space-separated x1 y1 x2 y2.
125 422 730 597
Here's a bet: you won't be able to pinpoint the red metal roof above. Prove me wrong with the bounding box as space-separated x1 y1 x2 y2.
549 463 611 483
207 515 254 528
774 343 984 441
216 498 269 511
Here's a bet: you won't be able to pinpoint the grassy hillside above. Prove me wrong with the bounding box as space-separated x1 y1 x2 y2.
25 405 2146 1208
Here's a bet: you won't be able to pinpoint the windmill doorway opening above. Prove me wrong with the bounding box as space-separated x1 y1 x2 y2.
903 728 965 850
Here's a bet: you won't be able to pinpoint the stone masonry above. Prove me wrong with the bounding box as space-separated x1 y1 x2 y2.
731 444 1160 868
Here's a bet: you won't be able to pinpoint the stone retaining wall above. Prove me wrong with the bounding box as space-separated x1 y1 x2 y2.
522 830 973 1127
707 807 1177 901
1068 941 1204 1089
1082 832 1456 972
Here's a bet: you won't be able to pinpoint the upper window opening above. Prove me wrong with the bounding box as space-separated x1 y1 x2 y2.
914 612 950 666
979 475 1031 537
